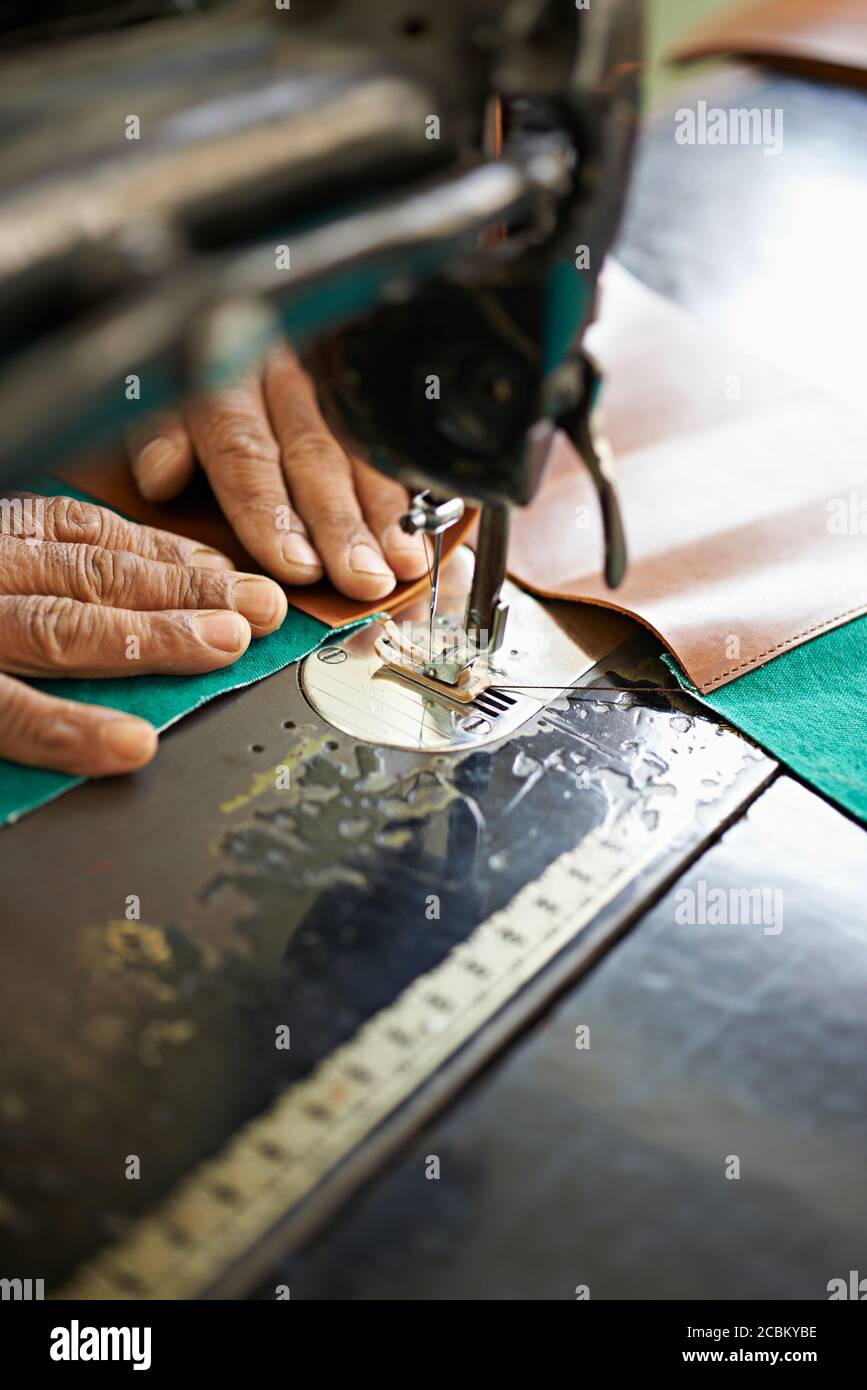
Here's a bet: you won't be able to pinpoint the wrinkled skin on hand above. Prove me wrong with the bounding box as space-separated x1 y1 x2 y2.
127 344 430 602
0 492 286 775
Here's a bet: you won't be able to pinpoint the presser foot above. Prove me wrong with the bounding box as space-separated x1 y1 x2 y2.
374 619 493 704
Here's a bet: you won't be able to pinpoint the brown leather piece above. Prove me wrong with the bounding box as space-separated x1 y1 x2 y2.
51 451 476 628
670 0 867 85
508 263 867 694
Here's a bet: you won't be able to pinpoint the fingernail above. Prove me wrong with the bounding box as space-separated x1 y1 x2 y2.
281 533 321 571
383 523 427 557
192 610 249 653
232 577 286 629
100 718 157 764
137 439 181 496
349 542 393 578
191 547 233 572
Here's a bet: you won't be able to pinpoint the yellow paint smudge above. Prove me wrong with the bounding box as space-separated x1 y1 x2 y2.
220 735 329 815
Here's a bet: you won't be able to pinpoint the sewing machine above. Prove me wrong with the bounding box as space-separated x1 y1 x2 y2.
3 3 867 1308
0 0 639 747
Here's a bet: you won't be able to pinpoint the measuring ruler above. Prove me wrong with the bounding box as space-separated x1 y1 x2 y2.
61 798 688 1299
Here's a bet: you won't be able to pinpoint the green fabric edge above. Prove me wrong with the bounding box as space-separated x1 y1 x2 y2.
0 478 378 827
661 615 867 824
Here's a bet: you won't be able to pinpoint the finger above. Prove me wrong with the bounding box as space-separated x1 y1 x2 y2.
0 537 287 638
264 347 395 600
0 672 157 776
184 375 323 585
5 493 233 572
0 594 251 678
128 412 196 501
350 458 430 581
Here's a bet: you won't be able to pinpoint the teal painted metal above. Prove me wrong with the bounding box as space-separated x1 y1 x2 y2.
542 258 592 383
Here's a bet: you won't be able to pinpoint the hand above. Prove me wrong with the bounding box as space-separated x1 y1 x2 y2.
0 493 287 775
127 344 430 601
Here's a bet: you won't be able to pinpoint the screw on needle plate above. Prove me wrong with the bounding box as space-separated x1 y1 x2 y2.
318 646 347 664
461 714 492 735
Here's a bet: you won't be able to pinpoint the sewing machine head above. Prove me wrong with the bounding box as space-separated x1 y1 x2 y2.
0 0 641 701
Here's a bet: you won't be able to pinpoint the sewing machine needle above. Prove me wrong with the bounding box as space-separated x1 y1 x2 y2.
429 530 443 661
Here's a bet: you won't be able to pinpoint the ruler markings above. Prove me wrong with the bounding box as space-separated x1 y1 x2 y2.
61 801 687 1299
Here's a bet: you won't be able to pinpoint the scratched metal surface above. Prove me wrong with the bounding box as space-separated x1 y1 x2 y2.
272 777 867 1300
0 628 773 1290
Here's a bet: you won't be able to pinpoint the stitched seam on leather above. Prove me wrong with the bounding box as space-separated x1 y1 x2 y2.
714 604 867 683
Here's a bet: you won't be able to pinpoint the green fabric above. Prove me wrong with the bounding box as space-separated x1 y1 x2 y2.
0 479 371 827
662 616 867 824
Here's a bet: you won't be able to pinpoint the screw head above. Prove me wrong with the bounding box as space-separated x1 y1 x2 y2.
318 646 347 665
461 714 492 735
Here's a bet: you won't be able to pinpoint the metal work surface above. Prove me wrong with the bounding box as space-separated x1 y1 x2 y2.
0 620 772 1295
271 778 867 1300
